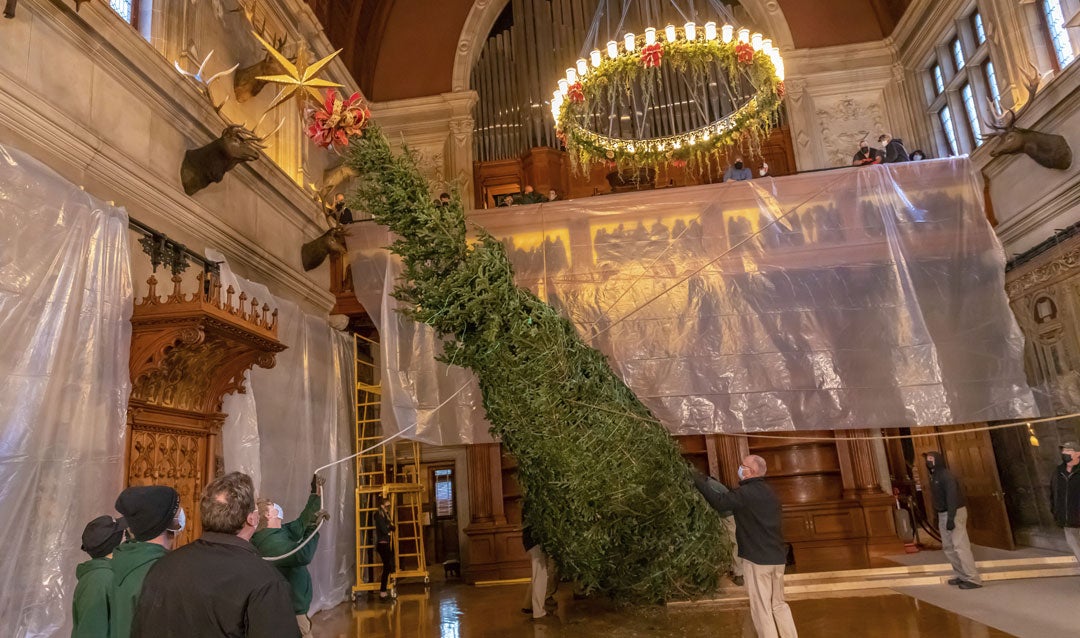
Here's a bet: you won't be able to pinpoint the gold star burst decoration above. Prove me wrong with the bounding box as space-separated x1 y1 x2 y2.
253 32 343 111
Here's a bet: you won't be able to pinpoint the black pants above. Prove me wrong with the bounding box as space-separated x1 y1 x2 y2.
377 542 394 591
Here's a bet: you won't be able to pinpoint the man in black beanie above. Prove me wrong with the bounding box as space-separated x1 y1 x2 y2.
111 485 183 638
73 515 127 638
132 472 298 638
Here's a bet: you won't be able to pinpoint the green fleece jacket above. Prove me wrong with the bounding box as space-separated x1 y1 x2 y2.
72 557 113 638
251 494 321 614
109 541 167 638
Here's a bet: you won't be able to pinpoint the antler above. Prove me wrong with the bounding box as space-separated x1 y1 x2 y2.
982 62 1042 138
175 51 239 114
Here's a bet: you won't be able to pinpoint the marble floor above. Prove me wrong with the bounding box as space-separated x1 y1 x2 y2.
311 580 1014 638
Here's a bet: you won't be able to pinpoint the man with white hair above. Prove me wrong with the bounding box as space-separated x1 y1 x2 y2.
693 455 796 638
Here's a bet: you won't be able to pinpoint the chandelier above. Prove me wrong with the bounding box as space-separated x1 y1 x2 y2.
551 5 786 174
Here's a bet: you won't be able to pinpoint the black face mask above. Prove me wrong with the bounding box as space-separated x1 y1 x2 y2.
335 201 344 211
925 461 935 472
734 162 744 170
1064 453 1074 464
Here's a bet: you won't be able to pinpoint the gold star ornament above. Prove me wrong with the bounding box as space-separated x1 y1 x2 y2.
253 32 343 111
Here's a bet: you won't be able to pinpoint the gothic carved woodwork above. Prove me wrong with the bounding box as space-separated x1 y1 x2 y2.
126 272 286 541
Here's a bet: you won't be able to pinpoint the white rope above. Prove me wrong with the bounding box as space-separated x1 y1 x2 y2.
261 518 326 561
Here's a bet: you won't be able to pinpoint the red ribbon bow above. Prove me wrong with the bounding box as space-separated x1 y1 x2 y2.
640 43 664 68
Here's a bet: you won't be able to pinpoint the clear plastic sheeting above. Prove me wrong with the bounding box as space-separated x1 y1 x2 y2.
350 158 1036 444
212 251 356 615
349 227 493 445
0 144 133 636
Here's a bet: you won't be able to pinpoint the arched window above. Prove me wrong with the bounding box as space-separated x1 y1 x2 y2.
108 0 139 26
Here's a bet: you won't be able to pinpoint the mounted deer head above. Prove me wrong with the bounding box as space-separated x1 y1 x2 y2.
234 34 292 102
176 51 282 195
301 191 349 271
982 63 1072 170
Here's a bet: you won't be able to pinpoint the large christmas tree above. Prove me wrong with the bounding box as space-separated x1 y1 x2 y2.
347 126 729 602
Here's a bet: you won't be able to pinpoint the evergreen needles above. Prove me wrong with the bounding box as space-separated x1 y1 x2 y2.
347 126 730 602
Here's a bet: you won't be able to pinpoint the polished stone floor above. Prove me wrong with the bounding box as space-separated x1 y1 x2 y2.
311 580 1014 638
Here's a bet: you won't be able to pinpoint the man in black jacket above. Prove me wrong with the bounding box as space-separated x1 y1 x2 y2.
923 451 981 589
1051 441 1080 562
878 134 910 163
694 455 797 638
131 472 299 637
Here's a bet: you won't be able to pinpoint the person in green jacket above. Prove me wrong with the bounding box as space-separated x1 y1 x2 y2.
251 474 328 638
110 485 183 638
73 515 127 637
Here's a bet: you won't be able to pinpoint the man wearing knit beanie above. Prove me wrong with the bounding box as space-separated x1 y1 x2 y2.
110 485 183 638
72 515 127 638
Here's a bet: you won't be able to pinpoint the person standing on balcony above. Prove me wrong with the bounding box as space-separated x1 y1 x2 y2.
852 139 883 166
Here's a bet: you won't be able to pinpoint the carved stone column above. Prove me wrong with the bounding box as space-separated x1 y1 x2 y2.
126 272 285 546
446 91 479 206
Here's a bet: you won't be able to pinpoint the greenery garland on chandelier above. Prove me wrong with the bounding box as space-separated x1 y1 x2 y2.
554 27 786 174
345 126 730 602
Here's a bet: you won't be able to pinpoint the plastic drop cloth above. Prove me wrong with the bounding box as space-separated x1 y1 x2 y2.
211 251 356 615
350 158 1037 445
0 144 133 636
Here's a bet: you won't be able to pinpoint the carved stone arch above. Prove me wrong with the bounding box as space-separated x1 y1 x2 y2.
451 0 795 93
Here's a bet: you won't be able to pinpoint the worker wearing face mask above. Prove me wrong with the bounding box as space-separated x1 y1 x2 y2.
1051 441 1080 563
723 158 753 182
693 455 797 638
923 451 981 589
251 475 329 638
110 485 184 638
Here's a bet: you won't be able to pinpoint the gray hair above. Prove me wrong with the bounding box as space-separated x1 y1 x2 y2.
746 455 767 477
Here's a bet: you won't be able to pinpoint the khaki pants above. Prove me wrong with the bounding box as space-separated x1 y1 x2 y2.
744 560 797 638
1064 527 1080 563
521 545 549 619
296 614 312 638
938 506 981 585
721 516 743 578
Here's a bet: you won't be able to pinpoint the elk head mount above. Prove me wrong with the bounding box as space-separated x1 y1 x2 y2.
983 64 1072 170
234 34 292 102
301 190 349 272
175 51 282 196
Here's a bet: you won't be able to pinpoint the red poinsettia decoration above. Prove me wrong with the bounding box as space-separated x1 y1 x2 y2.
567 82 585 103
640 43 663 68
735 43 755 64
305 89 371 149
776 81 786 100
671 158 687 169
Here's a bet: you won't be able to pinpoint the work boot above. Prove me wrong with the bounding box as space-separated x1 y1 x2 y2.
947 578 963 585
957 581 982 590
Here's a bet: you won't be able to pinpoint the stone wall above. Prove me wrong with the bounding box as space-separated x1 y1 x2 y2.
0 0 358 314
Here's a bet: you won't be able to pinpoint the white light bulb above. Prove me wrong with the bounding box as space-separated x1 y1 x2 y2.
769 50 781 67
624 32 636 52
685 22 696 41
665 24 676 41
645 27 657 45
566 68 577 83
558 79 568 95
705 22 717 41
591 49 602 67
762 39 773 56
775 59 785 81
751 33 763 51
577 58 588 76
607 40 619 58
738 28 750 44
552 90 561 102
722 24 734 43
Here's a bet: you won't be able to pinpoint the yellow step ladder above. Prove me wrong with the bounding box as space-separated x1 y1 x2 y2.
352 335 429 600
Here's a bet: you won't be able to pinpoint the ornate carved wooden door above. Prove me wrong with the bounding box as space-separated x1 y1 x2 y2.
127 425 206 547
